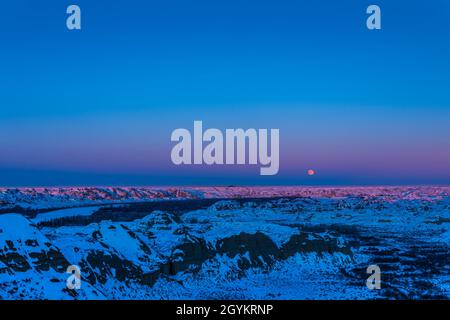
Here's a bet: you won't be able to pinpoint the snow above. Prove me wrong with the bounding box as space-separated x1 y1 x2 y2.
1 186 449 299
98 222 147 265
148 253 376 300
2 186 448 210
0 214 46 246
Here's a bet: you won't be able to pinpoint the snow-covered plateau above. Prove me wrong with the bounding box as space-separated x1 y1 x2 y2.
0 186 449 299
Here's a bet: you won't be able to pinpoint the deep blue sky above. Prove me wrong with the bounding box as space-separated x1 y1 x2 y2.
0 0 449 186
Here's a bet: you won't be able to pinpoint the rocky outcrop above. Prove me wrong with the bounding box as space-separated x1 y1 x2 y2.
0 190 449 299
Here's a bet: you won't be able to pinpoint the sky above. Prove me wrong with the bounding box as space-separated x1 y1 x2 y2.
0 0 449 186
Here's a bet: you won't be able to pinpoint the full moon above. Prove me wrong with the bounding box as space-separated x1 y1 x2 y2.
307 169 315 176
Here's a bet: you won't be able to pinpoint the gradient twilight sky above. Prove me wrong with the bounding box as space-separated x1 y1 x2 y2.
0 0 449 186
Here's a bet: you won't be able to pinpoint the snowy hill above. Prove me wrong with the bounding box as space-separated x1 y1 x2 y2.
0 186 449 299
0 214 102 299
1 185 448 210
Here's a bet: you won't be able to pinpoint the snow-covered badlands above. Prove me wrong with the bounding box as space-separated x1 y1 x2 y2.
0 186 449 299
